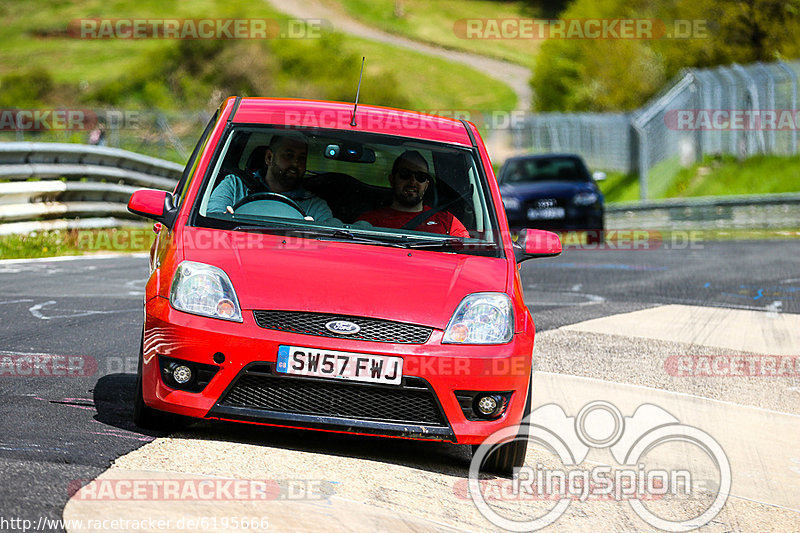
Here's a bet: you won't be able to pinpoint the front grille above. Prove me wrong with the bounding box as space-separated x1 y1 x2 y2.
253 310 432 344
524 197 566 210
219 369 446 426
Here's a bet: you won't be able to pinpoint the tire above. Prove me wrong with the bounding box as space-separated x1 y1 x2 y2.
133 334 189 431
473 375 533 477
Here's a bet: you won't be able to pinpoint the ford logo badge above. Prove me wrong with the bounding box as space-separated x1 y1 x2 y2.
325 320 361 335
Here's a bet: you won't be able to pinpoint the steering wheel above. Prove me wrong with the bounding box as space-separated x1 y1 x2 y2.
231 192 308 218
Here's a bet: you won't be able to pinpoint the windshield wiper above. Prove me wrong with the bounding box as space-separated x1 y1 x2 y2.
316 229 407 248
400 237 465 250
234 225 408 248
232 225 487 251
233 224 306 234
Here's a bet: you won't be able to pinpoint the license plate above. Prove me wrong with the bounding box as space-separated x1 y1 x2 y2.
276 345 403 385
527 207 565 220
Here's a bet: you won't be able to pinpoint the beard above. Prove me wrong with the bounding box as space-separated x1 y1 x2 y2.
270 164 302 190
394 186 424 208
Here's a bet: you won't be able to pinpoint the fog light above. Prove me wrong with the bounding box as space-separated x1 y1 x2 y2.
476 394 499 416
173 365 192 384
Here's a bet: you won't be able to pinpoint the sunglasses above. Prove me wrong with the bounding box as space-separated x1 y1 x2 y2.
395 167 431 183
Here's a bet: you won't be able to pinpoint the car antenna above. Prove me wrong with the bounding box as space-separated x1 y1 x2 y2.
350 57 365 127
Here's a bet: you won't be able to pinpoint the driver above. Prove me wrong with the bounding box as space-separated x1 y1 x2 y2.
208 133 337 222
357 150 469 237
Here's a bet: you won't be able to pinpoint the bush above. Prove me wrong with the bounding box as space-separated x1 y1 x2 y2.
531 0 800 112
88 29 409 110
0 68 55 107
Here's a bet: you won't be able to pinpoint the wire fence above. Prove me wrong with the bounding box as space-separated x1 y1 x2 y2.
512 60 800 199
0 110 212 165
2 60 797 201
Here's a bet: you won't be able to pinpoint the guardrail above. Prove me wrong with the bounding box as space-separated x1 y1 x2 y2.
607 193 800 231
1 142 797 236
0 142 182 235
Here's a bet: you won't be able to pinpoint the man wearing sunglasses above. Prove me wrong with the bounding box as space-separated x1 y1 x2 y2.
358 150 470 237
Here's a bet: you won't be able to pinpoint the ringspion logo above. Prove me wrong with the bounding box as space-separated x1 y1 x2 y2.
469 401 730 531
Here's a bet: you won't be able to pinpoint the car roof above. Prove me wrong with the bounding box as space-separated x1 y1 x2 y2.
230 97 474 147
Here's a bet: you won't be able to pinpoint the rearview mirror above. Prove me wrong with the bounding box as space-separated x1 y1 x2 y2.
324 142 376 163
514 229 562 263
128 189 177 227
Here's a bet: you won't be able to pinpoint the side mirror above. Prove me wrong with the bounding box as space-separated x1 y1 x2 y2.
514 229 562 263
128 189 177 227
592 171 607 181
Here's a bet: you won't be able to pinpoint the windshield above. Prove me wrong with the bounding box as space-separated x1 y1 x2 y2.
501 157 590 183
193 126 502 256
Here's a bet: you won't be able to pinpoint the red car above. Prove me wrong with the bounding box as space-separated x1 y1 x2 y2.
127 97 561 474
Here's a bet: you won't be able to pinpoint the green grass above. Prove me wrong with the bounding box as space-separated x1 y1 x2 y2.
0 227 154 259
598 171 640 203
646 156 683 199
0 0 516 114
665 154 800 197
599 153 800 204
326 0 540 67
0 0 228 84
346 36 517 111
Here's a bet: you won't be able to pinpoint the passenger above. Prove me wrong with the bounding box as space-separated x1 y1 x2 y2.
208 133 336 223
358 150 469 237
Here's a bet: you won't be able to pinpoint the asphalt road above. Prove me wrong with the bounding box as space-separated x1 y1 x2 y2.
0 239 798 531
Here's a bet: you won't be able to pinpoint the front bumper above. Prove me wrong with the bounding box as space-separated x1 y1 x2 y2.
143 296 534 444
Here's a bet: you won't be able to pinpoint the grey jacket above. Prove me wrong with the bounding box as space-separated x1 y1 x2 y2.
207 173 336 223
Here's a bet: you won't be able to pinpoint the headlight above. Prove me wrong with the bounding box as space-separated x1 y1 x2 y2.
443 293 513 344
170 261 242 322
573 192 599 206
502 196 521 211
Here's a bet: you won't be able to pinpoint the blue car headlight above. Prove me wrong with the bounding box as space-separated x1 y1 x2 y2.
573 192 599 206
170 261 243 322
502 196 522 212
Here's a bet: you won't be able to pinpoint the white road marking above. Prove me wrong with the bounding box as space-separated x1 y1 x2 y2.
0 253 147 265
525 290 606 307
123 279 147 296
0 299 34 305
0 350 61 356
29 300 139 320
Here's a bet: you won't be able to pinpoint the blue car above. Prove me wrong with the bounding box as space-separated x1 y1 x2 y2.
497 154 605 243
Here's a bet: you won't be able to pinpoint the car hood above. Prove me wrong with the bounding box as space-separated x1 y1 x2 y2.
500 180 596 199
179 227 509 329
